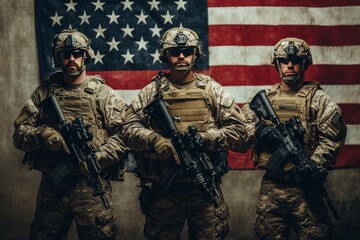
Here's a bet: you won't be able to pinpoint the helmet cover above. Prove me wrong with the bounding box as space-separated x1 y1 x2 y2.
52 28 94 67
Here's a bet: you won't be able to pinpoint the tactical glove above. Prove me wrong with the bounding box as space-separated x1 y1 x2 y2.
40 127 70 154
292 163 328 186
148 133 180 164
255 123 280 146
200 129 228 151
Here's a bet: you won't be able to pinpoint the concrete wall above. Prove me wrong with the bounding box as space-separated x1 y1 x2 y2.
1 1 359 239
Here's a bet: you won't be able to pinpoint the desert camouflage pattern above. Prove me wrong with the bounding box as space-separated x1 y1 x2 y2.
30 175 118 240
13 72 128 239
144 183 229 240
159 27 202 60
271 37 313 66
240 81 346 239
124 72 248 152
123 72 246 239
13 72 128 172
242 82 347 169
255 178 332 240
53 28 95 67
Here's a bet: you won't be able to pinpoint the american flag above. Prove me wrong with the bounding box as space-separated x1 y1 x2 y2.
35 0 360 169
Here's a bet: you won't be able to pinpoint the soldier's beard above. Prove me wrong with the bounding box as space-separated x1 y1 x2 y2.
171 62 194 75
63 62 83 76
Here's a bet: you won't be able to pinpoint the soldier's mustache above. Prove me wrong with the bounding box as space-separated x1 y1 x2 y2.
65 63 80 69
173 61 189 66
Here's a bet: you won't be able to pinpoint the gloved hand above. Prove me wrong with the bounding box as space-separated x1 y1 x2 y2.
200 129 228 151
148 133 180 164
292 163 328 185
40 127 70 154
255 123 280 145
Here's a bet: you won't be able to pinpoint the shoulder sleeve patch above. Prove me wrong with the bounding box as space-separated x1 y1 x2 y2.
220 91 234 108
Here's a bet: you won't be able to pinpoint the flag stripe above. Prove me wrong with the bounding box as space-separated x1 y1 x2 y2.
228 145 360 170
107 81 360 105
209 46 360 65
345 125 360 145
208 0 360 7
338 104 360 125
89 64 360 90
208 6 360 26
209 25 360 46
113 88 360 131
37 0 360 169
335 145 360 167
105 78 360 105
223 85 360 104
206 65 360 86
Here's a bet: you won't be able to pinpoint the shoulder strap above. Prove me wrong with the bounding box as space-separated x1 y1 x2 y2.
85 75 105 94
267 83 281 98
297 81 320 98
153 71 166 98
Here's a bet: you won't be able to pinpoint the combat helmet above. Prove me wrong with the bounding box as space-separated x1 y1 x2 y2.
52 28 94 68
271 37 313 83
159 27 202 62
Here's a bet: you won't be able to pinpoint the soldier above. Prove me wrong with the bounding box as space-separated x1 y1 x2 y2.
13 28 128 240
123 27 248 239
241 37 347 239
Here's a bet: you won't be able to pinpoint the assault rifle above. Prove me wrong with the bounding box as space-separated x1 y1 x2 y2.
249 90 339 220
143 94 221 207
39 95 110 209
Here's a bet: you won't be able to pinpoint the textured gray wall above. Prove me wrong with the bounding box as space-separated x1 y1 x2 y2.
1 1 359 239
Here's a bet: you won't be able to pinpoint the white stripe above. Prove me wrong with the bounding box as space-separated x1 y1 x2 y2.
116 85 360 104
345 125 359 145
209 46 360 66
208 6 360 26
224 85 360 104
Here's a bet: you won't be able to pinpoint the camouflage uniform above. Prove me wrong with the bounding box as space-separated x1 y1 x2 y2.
123 72 247 240
241 38 347 239
13 29 128 240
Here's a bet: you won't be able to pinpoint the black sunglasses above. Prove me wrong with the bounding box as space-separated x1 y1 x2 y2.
60 49 84 59
278 58 303 65
167 47 195 57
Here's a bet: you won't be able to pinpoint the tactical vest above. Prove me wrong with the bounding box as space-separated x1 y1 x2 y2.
254 81 320 171
37 75 108 175
151 74 215 134
142 73 216 182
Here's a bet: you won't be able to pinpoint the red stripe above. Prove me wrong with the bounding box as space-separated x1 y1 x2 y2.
206 65 360 86
208 0 360 7
90 65 360 89
338 104 360 125
228 145 360 170
209 25 360 46
227 151 254 170
89 70 158 89
335 145 360 168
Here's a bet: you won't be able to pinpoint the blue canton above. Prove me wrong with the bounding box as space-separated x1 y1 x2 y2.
35 0 209 80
